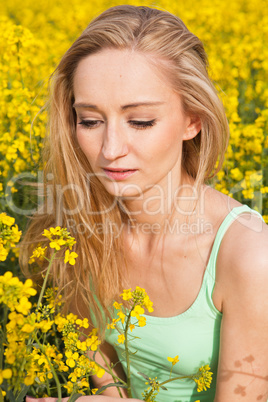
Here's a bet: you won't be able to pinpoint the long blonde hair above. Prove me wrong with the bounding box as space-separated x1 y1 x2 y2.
21 5 229 330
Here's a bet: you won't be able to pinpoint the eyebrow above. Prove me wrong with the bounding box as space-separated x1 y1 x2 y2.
73 101 165 110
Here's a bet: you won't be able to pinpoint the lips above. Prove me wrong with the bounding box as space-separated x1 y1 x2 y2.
102 168 137 180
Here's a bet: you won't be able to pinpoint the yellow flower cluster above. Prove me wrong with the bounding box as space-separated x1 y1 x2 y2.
0 16 47 203
30 246 47 261
110 286 154 344
43 286 62 310
0 271 36 314
29 227 78 267
121 286 154 313
4 302 61 390
1 276 104 397
39 226 78 264
145 377 160 393
0 276 46 392
28 344 68 386
0 213 21 261
54 312 105 395
192 364 213 392
43 226 76 250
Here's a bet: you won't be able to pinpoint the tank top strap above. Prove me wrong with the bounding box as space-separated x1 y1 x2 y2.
207 204 264 280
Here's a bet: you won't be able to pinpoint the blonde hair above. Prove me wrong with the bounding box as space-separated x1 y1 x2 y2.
21 5 229 331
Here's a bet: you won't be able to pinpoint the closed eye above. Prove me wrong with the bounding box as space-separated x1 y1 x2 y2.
78 119 157 130
78 120 102 128
128 119 156 129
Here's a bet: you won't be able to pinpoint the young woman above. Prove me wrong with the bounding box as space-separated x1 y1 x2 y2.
23 5 268 402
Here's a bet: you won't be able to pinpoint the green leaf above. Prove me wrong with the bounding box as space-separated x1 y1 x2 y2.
68 393 83 402
3 381 30 402
137 372 150 381
95 382 127 395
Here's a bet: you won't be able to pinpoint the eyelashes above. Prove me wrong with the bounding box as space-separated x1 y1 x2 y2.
78 119 157 130
128 120 156 129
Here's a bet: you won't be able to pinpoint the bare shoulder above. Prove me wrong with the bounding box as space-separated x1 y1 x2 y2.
202 186 268 292
211 197 268 303
218 204 268 272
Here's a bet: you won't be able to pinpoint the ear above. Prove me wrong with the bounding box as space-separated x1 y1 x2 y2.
183 115 201 141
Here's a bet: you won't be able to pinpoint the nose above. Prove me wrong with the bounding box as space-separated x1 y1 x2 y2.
101 124 129 160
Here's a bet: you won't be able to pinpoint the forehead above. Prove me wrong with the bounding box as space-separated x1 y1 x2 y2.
73 48 176 104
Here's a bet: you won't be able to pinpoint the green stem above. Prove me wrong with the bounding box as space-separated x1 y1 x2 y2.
36 252 57 310
159 374 192 387
144 374 194 401
0 306 8 370
46 375 51 397
98 349 126 398
124 304 137 398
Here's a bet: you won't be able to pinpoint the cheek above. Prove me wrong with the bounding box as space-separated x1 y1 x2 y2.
148 127 181 159
76 130 100 163
76 129 89 150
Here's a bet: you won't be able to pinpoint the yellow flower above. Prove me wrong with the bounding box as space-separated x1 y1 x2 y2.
117 310 126 324
64 249 78 265
0 213 15 226
143 295 154 313
78 378 89 388
117 334 125 344
2 368 12 379
42 227 76 250
37 319 54 333
64 381 74 394
76 318 89 328
131 305 145 319
30 246 47 261
113 301 122 310
10 225 21 245
95 366 105 378
107 318 119 329
16 296 32 315
121 288 132 300
138 316 146 327
193 365 213 392
50 238 66 250
23 279 37 297
0 241 8 261
21 323 35 333
86 335 101 351
167 355 179 366
77 340 87 351
65 351 79 368
24 373 35 386
0 272 36 314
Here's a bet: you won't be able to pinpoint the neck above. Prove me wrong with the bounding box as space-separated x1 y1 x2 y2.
120 171 201 237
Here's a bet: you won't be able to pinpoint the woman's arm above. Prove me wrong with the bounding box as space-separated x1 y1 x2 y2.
214 214 268 401
89 340 128 398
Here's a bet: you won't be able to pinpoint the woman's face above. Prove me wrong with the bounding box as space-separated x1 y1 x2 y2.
73 49 199 199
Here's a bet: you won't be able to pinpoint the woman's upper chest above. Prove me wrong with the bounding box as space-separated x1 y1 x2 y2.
123 222 221 317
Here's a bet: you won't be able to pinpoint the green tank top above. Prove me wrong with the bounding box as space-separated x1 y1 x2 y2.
105 205 264 401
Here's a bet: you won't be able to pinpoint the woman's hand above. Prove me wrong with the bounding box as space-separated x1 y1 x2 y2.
26 398 69 402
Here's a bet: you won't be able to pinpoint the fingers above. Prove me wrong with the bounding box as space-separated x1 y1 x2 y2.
26 398 69 402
